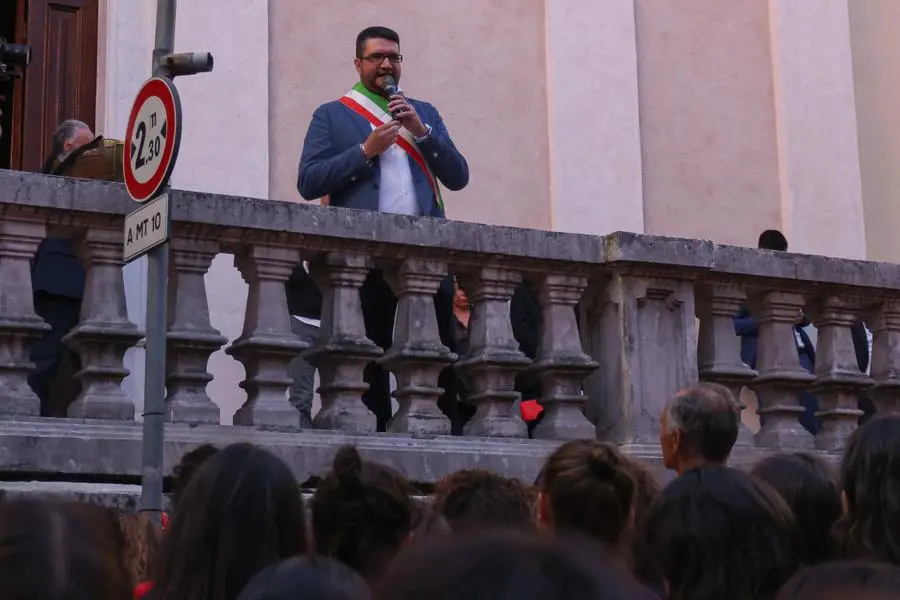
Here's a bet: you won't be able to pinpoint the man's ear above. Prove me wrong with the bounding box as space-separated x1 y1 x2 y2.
671 428 683 455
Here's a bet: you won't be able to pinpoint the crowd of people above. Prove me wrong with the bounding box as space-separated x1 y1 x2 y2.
2 383 900 600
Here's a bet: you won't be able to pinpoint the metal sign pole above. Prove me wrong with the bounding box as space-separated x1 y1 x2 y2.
138 0 176 522
138 0 213 521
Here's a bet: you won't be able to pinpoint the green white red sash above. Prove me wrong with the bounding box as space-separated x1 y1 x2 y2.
340 83 444 210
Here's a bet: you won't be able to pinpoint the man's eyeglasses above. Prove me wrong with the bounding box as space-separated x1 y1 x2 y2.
361 53 403 65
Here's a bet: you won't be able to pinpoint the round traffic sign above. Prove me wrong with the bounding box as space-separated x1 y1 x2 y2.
123 77 182 203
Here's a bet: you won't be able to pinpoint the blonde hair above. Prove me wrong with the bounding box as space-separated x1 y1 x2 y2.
119 512 163 584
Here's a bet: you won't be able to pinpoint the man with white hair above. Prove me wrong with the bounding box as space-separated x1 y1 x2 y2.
659 382 741 475
29 119 95 414
41 119 94 173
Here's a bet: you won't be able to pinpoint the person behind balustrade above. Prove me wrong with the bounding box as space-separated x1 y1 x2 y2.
297 26 469 432
28 119 95 416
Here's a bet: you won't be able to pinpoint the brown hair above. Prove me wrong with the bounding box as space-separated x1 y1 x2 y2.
0 499 132 600
120 512 163 585
432 469 533 532
539 440 635 546
311 445 415 582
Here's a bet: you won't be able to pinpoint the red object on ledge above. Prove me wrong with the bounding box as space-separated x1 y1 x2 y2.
520 399 544 422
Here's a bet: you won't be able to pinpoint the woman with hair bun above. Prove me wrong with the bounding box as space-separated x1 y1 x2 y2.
536 440 635 551
311 445 417 583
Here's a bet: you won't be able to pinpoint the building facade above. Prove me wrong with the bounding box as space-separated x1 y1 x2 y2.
3 0 898 421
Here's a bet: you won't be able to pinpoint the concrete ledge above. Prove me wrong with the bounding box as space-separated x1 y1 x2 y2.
0 418 837 486
0 418 560 485
4 171 900 291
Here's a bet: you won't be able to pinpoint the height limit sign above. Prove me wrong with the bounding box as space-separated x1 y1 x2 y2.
122 77 182 262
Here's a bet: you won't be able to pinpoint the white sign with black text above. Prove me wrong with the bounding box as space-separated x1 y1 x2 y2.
123 193 170 263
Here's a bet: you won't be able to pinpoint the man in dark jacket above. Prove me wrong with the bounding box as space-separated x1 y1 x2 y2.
28 120 96 414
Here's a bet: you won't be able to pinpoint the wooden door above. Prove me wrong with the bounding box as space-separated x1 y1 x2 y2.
10 0 98 172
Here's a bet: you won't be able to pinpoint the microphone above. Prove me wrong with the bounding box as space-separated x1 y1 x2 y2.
381 76 402 119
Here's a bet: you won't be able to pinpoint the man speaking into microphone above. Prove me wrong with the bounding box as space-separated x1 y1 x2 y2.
298 26 469 431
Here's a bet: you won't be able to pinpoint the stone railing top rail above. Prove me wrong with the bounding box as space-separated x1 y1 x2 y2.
2 170 898 293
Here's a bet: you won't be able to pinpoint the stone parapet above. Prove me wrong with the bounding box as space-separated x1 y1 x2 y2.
0 171 894 485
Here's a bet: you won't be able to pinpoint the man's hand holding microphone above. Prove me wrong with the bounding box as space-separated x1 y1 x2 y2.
361 76 427 160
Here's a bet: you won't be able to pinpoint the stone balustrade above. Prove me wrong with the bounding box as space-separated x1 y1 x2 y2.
1 170 898 486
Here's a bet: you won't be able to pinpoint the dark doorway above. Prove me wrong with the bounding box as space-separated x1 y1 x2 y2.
0 0 21 169
4 0 98 172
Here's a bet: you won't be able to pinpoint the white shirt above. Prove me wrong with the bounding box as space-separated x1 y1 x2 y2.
374 123 420 216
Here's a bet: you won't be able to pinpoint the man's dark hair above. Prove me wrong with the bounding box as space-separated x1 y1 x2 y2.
666 383 740 463
355 27 400 58
758 229 789 251
645 467 801 600
751 453 842 565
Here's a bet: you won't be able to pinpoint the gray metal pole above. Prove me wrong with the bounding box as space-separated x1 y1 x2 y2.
139 0 177 522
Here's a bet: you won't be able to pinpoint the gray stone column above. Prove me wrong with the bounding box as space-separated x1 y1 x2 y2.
749 291 815 449
64 227 143 420
306 253 383 433
530 274 597 440
809 297 868 450
582 275 697 444
165 237 227 424
379 259 455 435
0 220 49 416
457 267 530 438
226 245 306 428
869 300 900 413
695 283 756 445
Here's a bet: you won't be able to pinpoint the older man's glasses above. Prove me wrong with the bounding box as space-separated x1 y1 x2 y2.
361 53 403 65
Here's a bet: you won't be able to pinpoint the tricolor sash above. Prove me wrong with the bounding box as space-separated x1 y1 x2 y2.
340 83 444 210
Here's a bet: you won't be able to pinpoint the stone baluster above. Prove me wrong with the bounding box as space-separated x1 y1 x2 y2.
226 245 306 428
456 267 530 438
0 219 50 416
379 259 455 435
809 297 869 450
869 300 900 413
64 227 143 420
749 291 816 449
306 253 383 433
695 283 757 445
582 275 697 445
530 274 598 440
165 236 227 424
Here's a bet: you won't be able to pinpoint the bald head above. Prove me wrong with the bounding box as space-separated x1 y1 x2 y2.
660 383 740 472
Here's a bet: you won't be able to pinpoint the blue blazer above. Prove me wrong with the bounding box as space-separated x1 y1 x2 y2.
31 238 85 301
733 307 815 370
297 97 468 218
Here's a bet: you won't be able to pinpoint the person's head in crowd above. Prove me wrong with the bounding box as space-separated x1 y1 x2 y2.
0 499 132 600
169 443 219 511
759 229 789 251
618 454 664 591
119 512 163 587
375 529 653 600
775 560 900 600
236 556 371 600
432 469 533 532
645 466 801 600
311 445 416 583
834 414 900 565
659 383 740 474
407 501 452 543
536 440 635 553
153 443 306 600
752 452 842 565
